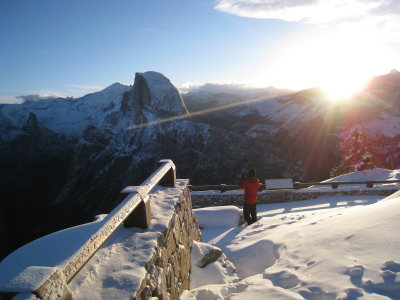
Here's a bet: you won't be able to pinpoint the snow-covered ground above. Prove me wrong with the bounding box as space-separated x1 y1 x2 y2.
183 183 400 299
323 168 400 184
1 169 399 299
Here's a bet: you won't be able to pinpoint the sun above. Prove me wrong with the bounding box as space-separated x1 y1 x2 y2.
318 72 369 102
310 31 375 102
248 27 396 102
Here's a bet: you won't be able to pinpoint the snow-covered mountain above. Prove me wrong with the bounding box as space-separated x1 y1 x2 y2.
183 71 400 173
0 70 399 261
0 83 129 138
0 72 286 260
184 71 400 141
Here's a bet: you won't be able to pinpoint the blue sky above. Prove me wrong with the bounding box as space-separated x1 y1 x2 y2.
1 0 399 103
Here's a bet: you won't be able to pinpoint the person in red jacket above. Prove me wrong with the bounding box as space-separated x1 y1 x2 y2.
239 169 260 225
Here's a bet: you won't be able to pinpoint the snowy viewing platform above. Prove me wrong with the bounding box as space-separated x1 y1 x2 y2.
0 160 201 300
0 166 400 300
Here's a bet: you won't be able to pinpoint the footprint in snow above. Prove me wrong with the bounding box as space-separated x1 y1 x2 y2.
362 278 400 300
345 265 364 287
245 228 267 236
337 288 363 300
347 265 364 277
307 261 315 267
267 224 280 229
382 260 400 273
299 286 337 300
263 269 301 289
345 261 400 299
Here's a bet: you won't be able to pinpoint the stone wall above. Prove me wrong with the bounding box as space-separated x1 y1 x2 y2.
135 185 202 300
192 188 399 208
0 180 201 300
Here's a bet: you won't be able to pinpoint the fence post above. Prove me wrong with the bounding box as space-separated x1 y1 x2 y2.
158 159 176 187
220 184 226 193
119 187 152 229
36 269 72 300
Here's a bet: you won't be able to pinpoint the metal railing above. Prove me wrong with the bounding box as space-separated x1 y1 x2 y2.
1 159 176 300
190 180 400 192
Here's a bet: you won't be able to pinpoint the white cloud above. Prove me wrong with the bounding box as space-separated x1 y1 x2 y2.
17 93 67 103
215 0 389 23
215 0 400 38
0 85 106 105
0 93 68 104
0 96 23 104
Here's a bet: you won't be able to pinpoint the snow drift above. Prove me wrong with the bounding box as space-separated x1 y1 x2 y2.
183 169 400 299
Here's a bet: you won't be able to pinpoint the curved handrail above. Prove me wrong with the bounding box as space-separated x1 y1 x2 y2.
1 159 176 300
62 159 176 283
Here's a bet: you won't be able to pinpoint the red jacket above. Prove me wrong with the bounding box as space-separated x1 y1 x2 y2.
239 177 260 204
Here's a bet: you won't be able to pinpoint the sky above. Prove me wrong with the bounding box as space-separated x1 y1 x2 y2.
1 0 400 104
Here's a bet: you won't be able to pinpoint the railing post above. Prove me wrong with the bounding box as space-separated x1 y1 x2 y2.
220 184 226 193
1 267 72 300
36 269 72 300
158 159 176 187
119 187 152 229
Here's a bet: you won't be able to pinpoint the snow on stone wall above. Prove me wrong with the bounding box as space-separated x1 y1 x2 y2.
134 186 202 300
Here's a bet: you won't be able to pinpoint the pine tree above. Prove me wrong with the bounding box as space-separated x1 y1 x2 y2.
341 127 383 171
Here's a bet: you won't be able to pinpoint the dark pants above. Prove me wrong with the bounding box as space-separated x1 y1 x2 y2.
243 203 257 225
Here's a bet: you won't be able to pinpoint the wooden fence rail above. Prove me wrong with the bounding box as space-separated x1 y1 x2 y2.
190 180 400 192
1 159 176 300
293 180 400 189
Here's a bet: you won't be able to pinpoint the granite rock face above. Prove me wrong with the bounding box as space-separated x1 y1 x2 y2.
121 71 189 122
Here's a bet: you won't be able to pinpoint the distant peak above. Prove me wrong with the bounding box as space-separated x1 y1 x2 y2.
120 71 188 119
136 71 172 86
101 82 128 92
389 69 399 74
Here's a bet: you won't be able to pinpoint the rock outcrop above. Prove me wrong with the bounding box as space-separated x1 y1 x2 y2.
121 71 189 123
